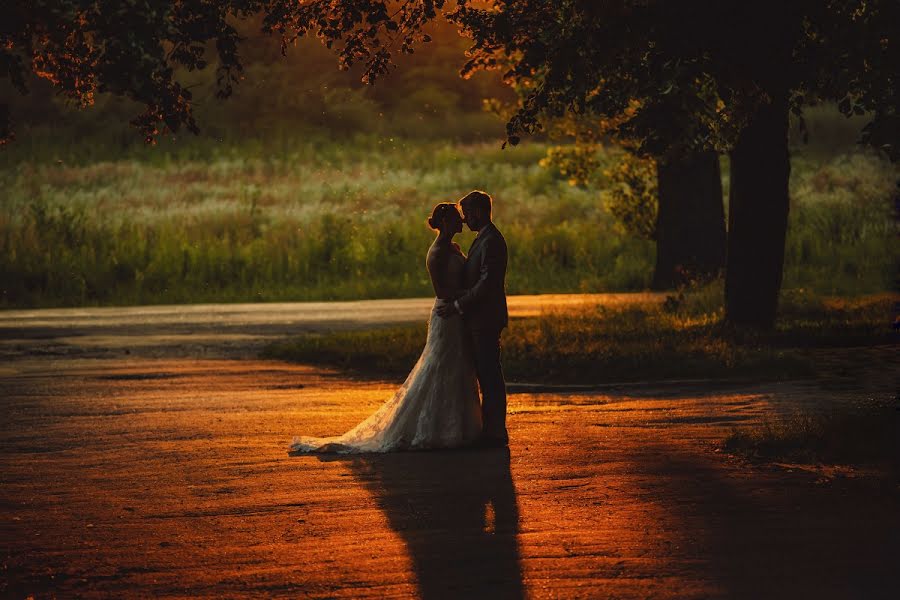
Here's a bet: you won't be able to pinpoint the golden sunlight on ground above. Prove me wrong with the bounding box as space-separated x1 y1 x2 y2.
2 359 897 598
0 293 666 360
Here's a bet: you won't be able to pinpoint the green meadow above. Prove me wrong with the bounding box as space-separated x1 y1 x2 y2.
1 135 896 308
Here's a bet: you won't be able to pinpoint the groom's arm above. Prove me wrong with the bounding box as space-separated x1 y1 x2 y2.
435 289 468 317
456 237 507 315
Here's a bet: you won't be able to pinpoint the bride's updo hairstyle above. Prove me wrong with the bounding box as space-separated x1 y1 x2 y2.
427 202 461 230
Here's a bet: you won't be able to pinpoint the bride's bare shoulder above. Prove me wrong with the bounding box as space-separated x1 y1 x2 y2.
428 241 464 270
427 241 449 264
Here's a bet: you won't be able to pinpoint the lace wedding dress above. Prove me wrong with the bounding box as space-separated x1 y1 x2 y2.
289 249 482 454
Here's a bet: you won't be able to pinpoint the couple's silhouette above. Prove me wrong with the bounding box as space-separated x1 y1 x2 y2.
290 190 509 454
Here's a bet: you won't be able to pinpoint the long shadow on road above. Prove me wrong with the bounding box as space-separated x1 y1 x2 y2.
319 448 524 599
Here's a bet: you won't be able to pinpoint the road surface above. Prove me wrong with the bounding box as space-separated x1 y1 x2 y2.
0 293 663 361
1 297 897 598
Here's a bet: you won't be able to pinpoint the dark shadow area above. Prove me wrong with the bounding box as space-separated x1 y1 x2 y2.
637 443 900 599
320 448 524 599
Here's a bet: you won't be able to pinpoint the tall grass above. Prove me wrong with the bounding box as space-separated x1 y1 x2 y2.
784 152 898 294
0 138 896 307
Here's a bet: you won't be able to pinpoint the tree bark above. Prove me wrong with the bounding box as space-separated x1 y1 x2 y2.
651 151 727 290
725 93 791 328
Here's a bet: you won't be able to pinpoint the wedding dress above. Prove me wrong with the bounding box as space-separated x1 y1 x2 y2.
289 249 482 453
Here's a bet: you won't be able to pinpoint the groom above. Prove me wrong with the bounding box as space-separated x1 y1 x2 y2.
437 190 509 447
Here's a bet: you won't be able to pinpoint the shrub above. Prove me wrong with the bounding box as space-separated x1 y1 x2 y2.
602 153 658 240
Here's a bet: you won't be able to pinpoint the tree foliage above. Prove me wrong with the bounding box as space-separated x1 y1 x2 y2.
1 0 261 143
4 1 896 159
603 153 658 241
538 144 602 188
1 1 458 143
450 1 898 160
538 143 659 242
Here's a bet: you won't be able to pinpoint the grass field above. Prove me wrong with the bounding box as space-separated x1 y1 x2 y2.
1 136 897 307
263 288 897 384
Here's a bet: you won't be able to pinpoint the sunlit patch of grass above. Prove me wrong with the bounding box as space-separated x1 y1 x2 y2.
500 302 806 382
263 289 896 384
722 397 898 467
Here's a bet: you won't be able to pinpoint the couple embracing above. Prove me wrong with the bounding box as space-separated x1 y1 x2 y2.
290 190 509 454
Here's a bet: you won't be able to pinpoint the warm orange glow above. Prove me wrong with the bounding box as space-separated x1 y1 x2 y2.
7 356 890 596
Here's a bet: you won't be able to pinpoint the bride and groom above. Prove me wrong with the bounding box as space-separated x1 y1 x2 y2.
290 190 509 454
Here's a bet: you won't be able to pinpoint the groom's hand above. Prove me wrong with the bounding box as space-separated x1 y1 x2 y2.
435 302 457 318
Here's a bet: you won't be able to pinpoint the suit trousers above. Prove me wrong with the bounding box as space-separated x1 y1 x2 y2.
469 327 508 441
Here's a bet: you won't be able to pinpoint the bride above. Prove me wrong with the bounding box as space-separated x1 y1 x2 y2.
289 202 483 454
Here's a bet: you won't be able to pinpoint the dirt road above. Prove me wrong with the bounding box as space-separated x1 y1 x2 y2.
1 299 897 598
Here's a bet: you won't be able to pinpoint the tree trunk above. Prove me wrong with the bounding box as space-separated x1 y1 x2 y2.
725 93 791 328
651 151 727 290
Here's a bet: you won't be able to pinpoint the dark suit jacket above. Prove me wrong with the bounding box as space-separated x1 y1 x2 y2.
458 222 509 332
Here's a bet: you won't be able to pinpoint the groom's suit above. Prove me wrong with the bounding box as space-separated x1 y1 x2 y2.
457 222 509 442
